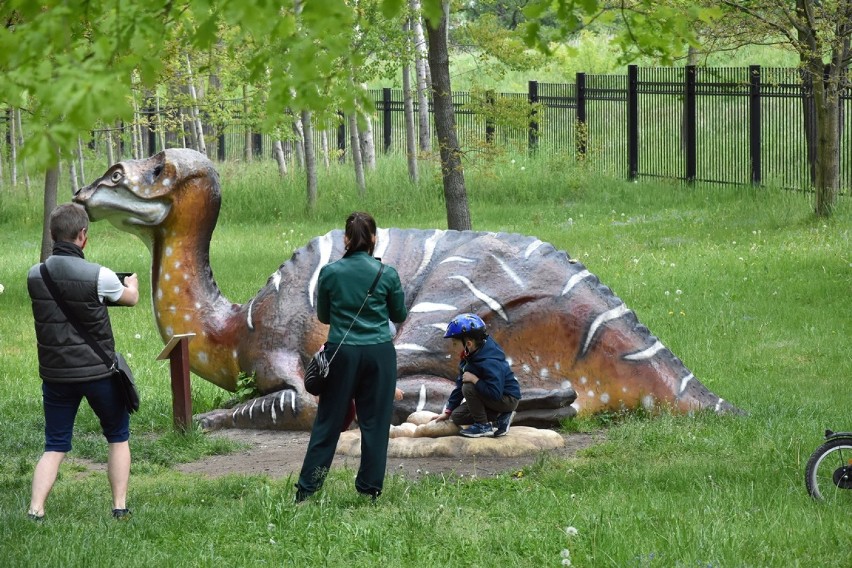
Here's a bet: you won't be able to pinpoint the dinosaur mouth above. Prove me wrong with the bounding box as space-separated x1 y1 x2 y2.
75 184 170 227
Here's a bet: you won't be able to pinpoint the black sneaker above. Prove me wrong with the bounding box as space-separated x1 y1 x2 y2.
494 411 516 437
112 508 132 520
460 422 495 438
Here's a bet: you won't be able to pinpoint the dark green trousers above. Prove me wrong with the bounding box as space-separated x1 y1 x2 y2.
297 341 397 498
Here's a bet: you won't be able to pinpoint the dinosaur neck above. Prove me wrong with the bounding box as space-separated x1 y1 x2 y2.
150 225 241 390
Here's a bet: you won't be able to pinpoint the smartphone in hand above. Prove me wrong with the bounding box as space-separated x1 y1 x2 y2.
115 272 132 285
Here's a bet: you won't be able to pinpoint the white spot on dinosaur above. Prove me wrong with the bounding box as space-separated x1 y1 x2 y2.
580 376 588 385
582 304 631 355
414 230 445 279
246 299 255 330
195 302 201 309
540 368 550 379
374 227 391 259
522 363 531 374
587 390 595 398
395 344 430 352
449 275 508 320
165 326 173 337
157 289 163 300
163 178 171 187
524 239 544 259
272 271 281 291
600 393 610 404
309 232 334 307
173 286 180 294
561 270 592 296
417 384 427 412
165 246 173 257
439 256 475 264
411 302 457 313
184 314 191 321
714 398 725 412
624 340 666 361
561 380 573 389
493 255 525 288
642 395 655 410
198 351 208 363
679 374 694 395
174 261 181 269
164 273 171 281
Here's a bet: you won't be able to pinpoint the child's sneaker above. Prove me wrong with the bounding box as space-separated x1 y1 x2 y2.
494 411 516 437
460 422 494 438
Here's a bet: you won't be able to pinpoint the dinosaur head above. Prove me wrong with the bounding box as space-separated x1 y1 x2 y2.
74 148 221 244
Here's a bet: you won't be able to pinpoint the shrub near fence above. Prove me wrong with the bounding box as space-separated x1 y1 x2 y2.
3 65 851 193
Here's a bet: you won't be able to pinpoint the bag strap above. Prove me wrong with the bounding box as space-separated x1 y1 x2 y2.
39 263 115 371
326 263 385 366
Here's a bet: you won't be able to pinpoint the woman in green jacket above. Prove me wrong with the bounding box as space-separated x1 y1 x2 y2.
296 212 408 502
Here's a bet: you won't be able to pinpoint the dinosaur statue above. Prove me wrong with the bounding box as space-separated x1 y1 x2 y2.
73 148 738 430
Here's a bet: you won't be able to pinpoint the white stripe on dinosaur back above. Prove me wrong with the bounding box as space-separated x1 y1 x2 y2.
582 304 630 355
449 275 508 320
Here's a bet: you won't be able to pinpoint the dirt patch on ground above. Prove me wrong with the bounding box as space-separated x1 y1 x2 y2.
175 429 602 480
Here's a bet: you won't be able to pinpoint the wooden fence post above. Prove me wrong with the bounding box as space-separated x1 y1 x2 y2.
337 110 346 163
383 88 393 153
156 333 196 432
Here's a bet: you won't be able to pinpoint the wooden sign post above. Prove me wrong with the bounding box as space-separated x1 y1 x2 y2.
156 333 196 432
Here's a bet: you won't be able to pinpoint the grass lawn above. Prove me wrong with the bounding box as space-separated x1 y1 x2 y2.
0 153 849 566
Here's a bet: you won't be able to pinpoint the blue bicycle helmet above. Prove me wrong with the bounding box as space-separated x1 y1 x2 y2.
444 313 486 338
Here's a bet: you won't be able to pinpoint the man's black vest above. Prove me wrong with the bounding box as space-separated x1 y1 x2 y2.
28 255 116 382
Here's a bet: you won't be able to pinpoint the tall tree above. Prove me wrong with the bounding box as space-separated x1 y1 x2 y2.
719 0 848 216
426 2 471 231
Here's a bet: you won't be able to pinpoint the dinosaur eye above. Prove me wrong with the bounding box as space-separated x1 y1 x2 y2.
111 171 123 183
153 165 163 178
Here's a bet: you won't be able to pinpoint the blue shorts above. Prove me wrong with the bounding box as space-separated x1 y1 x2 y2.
42 377 130 452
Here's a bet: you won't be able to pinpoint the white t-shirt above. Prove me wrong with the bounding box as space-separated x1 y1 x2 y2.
98 268 125 303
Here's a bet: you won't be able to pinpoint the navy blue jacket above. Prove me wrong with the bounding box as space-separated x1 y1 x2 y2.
445 336 521 411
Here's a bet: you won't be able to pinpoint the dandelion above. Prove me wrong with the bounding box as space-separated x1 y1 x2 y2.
0 283 5 294
665 290 670 296
561 549 571 558
269 538 276 544
732 240 737 245
565 526 579 536
511 159 516 164
520 166 526 171
632 258 639 264
669 263 675 268
562 559 572 566
134 333 142 339
676 289 682 295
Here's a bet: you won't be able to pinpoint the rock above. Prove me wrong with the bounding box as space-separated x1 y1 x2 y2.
406 411 440 425
338 426 564 458
389 423 417 438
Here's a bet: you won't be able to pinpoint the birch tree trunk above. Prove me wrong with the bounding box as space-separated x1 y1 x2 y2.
302 110 318 209
156 94 166 151
77 136 86 184
10 107 17 187
106 129 114 165
409 0 431 152
273 139 288 177
348 113 366 195
402 23 419 183
186 54 208 155
426 2 471 230
321 129 331 171
243 86 252 162
359 112 376 169
15 108 30 192
40 163 60 261
292 118 305 169
69 159 79 195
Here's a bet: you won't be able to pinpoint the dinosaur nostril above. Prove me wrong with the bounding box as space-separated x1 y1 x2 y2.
153 165 163 178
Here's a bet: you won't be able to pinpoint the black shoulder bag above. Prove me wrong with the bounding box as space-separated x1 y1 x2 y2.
39 264 139 413
304 263 385 396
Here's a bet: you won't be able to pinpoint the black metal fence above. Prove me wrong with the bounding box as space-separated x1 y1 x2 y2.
5 65 849 192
